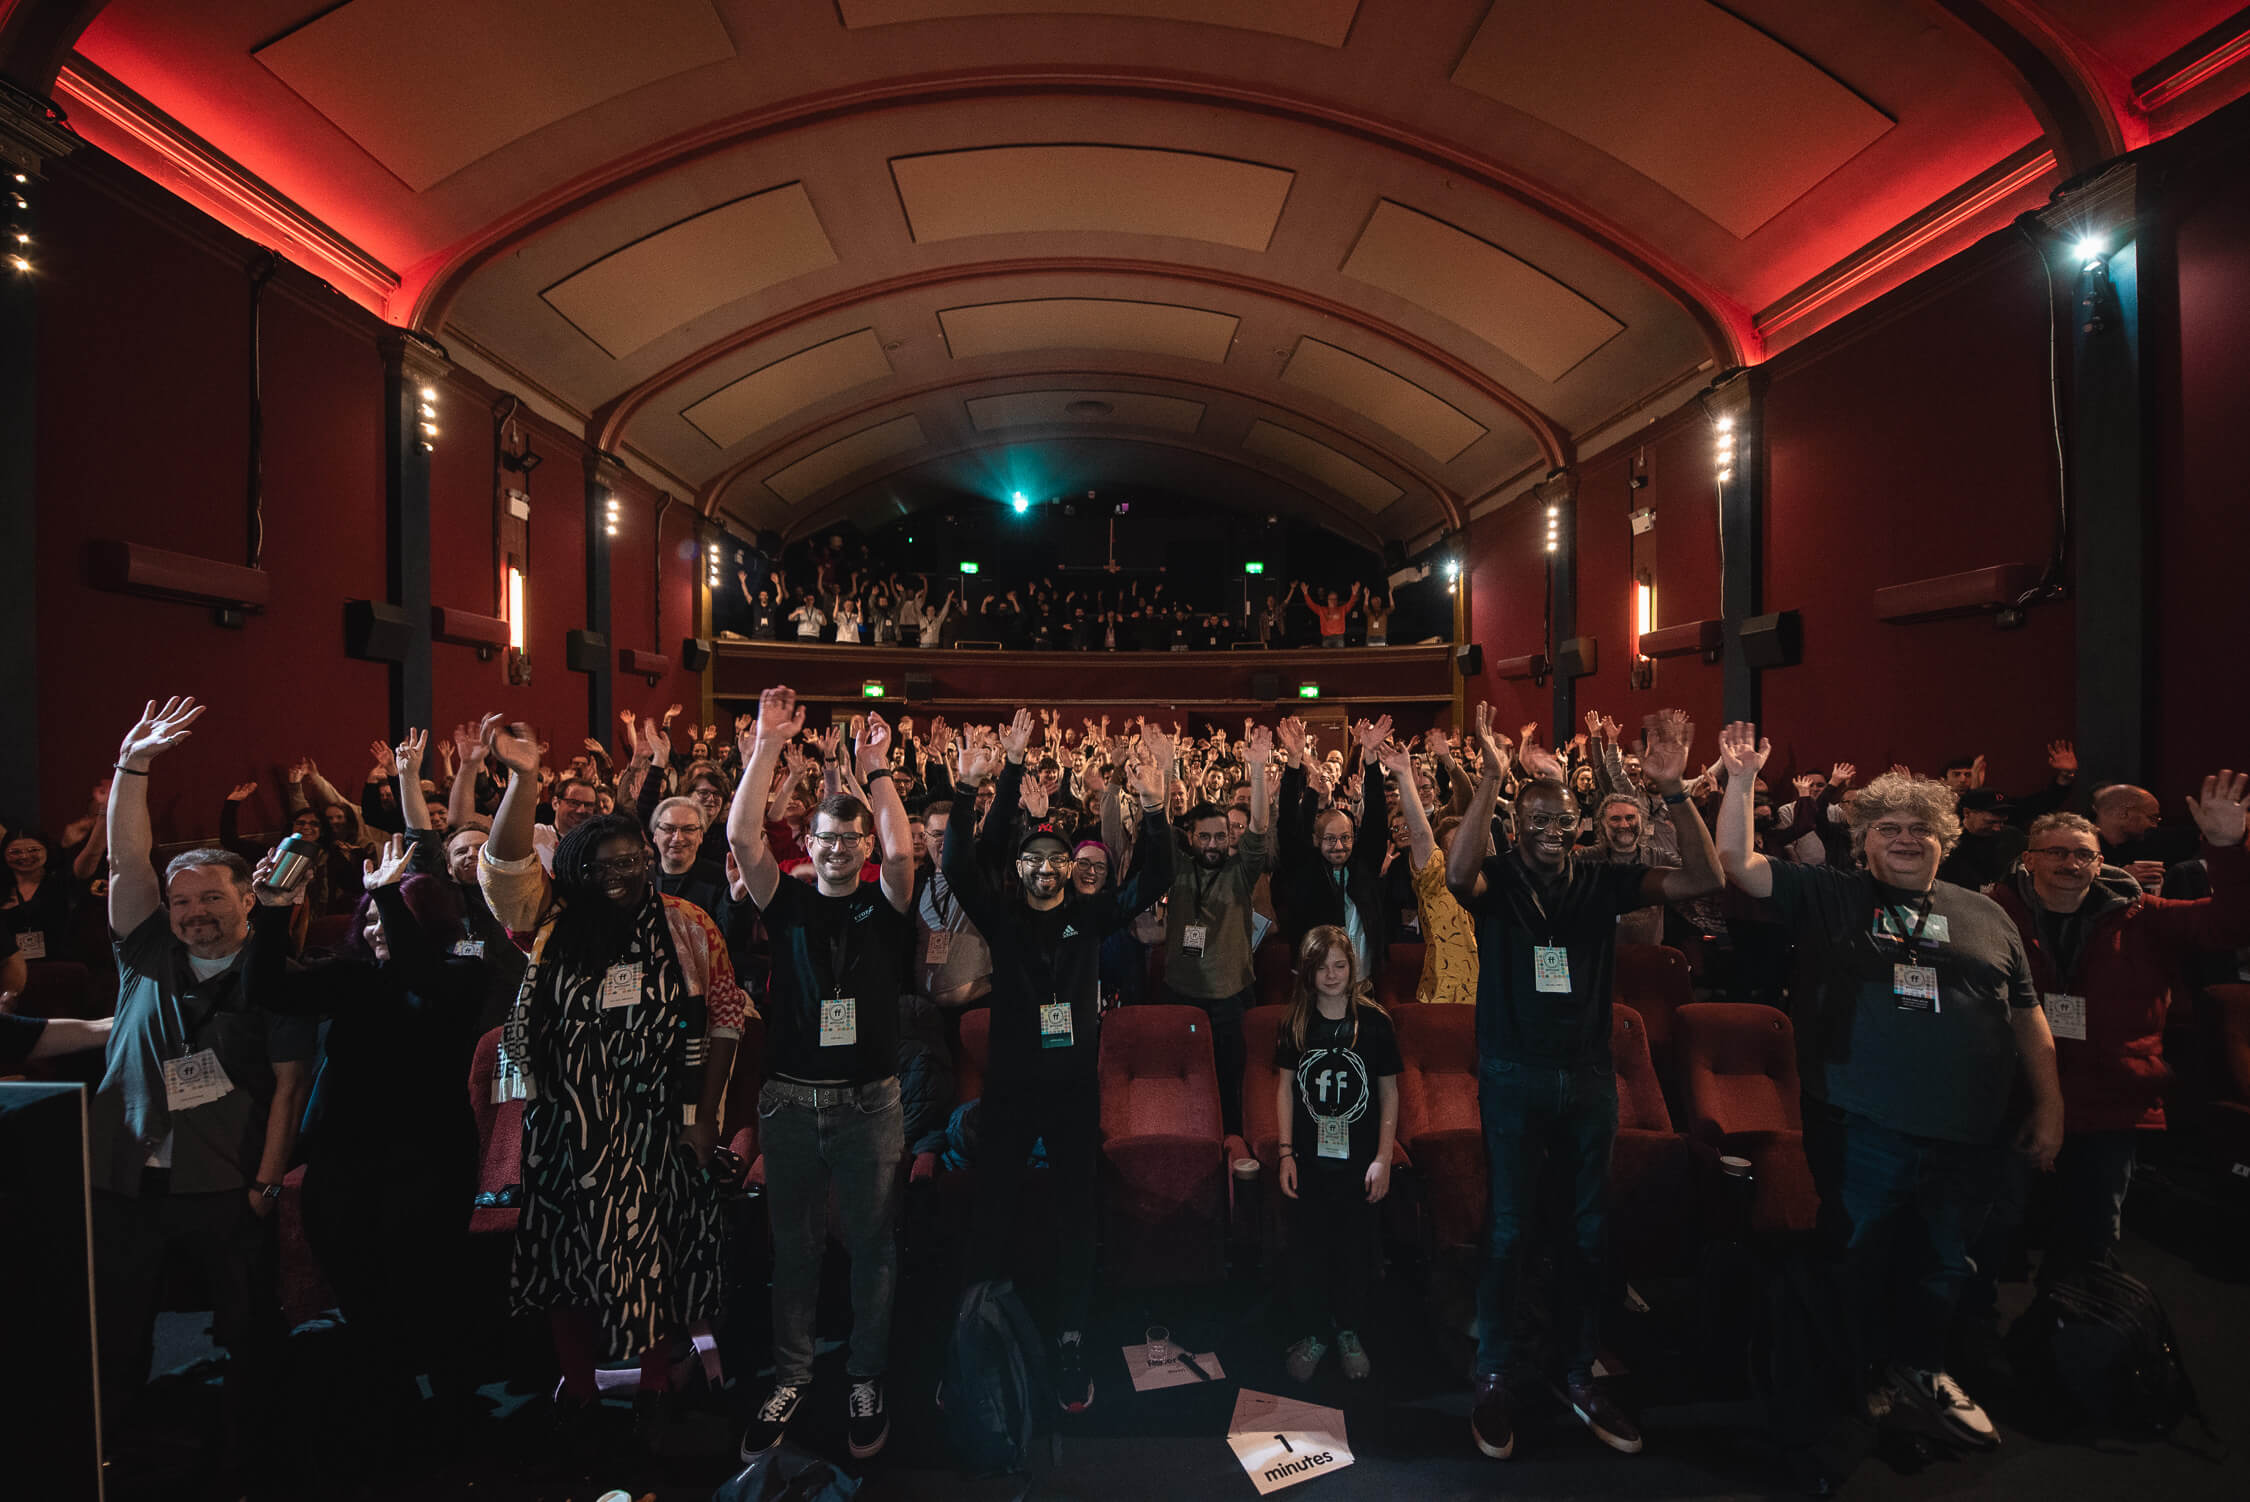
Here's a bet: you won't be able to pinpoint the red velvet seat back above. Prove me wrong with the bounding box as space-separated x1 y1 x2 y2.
956 1006 991 1102
467 1026 525 1234
1099 1005 1221 1142
1610 1005 1674 1134
1239 1004 1291 1165
1376 941 1425 1009
1677 1002 1802 1139
2210 983 2250 1104
1254 937 1295 1010
305 913 354 951
1394 1001 1479 1143
1616 942 1692 1083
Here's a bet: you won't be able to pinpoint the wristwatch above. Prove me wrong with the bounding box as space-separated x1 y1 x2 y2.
251 1180 283 1202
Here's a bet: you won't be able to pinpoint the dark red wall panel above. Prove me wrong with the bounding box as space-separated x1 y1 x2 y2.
1463 495 1551 737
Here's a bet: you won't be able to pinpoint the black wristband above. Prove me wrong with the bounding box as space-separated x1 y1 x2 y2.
1663 790 1689 805
114 764 149 776
864 769 892 783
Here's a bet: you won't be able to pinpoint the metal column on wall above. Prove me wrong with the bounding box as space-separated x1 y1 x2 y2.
582 452 622 739
379 332 443 735
1706 371 1764 726
1538 470 1579 732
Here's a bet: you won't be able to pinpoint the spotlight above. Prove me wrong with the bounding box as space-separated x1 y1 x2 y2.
6 254 28 273
1445 559 1459 580
2074 236 2106 270
1011 491 1029 514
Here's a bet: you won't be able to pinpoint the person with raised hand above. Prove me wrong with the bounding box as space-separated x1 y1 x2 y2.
730 688 914 1463
1377 735 1477 1005
1274 712 1397 979
90 696 316 1495
943 711 1176 1415
1451 702 1719 1465
474 711 746 1457
1713 720 2053 1453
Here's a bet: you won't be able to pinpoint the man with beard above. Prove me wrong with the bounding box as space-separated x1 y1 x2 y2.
1450 704 1720 1463
88 697 316 1495
944 709 1175 1413
1586 793 1678 947
1158 724 1274 1134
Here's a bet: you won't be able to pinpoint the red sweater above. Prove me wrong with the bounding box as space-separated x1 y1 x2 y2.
1989 843 2250 1133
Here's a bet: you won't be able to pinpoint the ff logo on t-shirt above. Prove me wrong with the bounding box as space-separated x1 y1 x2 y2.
1295 1047 1371 1122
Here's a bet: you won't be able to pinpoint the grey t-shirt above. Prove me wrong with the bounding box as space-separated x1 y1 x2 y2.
1163 827 1270 1003
1765 863 2037 1145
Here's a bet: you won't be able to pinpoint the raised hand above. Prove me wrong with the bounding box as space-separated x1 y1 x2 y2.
1020 778 1050 819
1354 714 1394 761
955 726 1000 786
750 685 803 748
1137 720 1177 785
2047 739 2078 776
1716 721 1770 777
581 737 606 757
1376 739 1413 779
453 722 487 769
1639 709 1694 787
394 728 427 779
249 849 304 907
1471 701 1510 773
999 707 1035 763
1517 727 1565 783
1890 763 1913 780
1275 716 1307 763
620 708 637 732
1970 753 1988 789
369 739 396 776
227 781 258 803
478 714 542 777
1830 762 1856 788
361 832 413 892
117 696 206 770
857 711 893 778
1794 774 1820 799
663 703 683 725
2186 770 2250 847
1245 724 1275 766
1425 725 1451 759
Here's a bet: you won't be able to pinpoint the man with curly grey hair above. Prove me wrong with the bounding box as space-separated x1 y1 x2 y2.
1715 725 2060 1454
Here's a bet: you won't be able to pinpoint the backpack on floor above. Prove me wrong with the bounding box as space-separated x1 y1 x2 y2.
2006 1260 2203 1441
941 1279 1049 1478
712 1439 861 1501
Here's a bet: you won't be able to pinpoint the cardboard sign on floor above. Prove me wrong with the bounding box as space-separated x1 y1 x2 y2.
1226 1389 1353 1493
1123 1346 1226 1392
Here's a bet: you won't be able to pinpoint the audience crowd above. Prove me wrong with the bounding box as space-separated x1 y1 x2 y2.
5 684 2246 1497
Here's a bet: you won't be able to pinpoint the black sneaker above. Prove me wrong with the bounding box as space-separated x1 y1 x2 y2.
847 1375 889 1459
1057 1335 1094 1413
739 1383 802 1461
1471 1373 1516 1460
1563 1373 1644 1454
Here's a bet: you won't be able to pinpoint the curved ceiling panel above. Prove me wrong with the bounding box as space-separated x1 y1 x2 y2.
1453 0 1894 238
835 0 1362 47
966 389 1206 433
682 328 895 448
541 183 837 359
937 297 1240 361
1280 338 1485 463
1242 421 1400 513
253 0 737 191
891 145 1293 249
766 413 928 504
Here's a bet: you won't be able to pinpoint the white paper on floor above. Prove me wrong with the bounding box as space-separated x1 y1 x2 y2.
1226 1389 1353 1494
1123 1346 1227 1392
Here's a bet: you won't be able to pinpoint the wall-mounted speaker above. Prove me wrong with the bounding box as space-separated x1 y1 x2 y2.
342 599 411 663
1249 670 1283 700
1381 540 1408 573
1739 609 1802 668
1455 643 1483 676
565 629 608 674
904 670 935 700
679 636 713 672
1554 635 1598 679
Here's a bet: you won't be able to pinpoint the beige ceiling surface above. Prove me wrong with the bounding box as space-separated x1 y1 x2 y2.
966 389 1207 433
254 0 736 191
541 184 838 359
835 0 1361 46
892 145 1294 250
767 414 930 504
1454 0 1894 238
683 329 895 449
1243 421 1401 512
1280 338 1487 463
938 298 1242 362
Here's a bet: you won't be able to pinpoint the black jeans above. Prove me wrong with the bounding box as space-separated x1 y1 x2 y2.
973 1077 1101 1334
1474 1056 1617 1381
1160 983 1251 1137
93 1179 283 1463
1286 1164 1377 1336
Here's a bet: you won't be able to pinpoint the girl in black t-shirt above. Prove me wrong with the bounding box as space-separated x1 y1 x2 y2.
1274 924 1401 1384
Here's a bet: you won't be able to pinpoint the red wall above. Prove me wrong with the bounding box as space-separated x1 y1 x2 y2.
1462 493 1551 738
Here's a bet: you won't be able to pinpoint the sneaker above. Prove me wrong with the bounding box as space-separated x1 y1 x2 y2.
1056 1334 1094 1414
1284 1336 1328 1384
1470 1373 1516 1460
1563 1374 1644 1455
1335 1330 1371 1381
1891 1365 1998 1449
738 1383 802 1461
846 1375 889 1459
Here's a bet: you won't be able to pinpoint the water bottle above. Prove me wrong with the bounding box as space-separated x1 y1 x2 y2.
265 833 320 893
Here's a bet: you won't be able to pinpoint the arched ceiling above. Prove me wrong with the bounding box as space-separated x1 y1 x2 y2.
13 0 2250 545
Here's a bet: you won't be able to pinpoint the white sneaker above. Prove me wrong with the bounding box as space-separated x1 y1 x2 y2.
1335 1330 1371 1380
1892 1365 1998 1448
1284 1336 1327 1384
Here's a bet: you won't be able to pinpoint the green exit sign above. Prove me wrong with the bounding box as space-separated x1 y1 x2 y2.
861 681 887 699
960 561 980 575
1245 561 1265 575
1297 683 1321 699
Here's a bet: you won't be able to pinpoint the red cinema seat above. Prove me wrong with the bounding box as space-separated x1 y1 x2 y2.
1224 1004 1293 1179
467 1027 525 1235
956 1005 991 1104
1254 936 1295 1009
1376 941 1425 1009
1616 943 1692 1104
1099 1005 1228 1285
1394 1001 1484 1253
1676 1003 1816 1234
2197 985 2250 1180
1609 1005 1709 1275
9 961 100 1020
304 913 354 951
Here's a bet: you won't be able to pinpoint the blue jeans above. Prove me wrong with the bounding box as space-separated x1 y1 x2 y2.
758 1078 904 1384
1802 1100 2004 1377
1474 1056 1617 1381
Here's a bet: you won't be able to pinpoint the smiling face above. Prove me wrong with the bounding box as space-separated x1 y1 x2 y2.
1016 838 1072 905
1070 848 1110 895
321 804 353 840
1512 783 1578 872
555 784 600 835
585 833 652 909
1863 811 1943 890
2025 823 2101 908
291 809 322 841
1312 942 1351 999
808 809 870 894
360 901 390 963
4 836 46 877
1315 809 1355 868
652 808 704 874
1601 801 1643 856
1190 814 1231 870
445 828 487 887
166 865 254 957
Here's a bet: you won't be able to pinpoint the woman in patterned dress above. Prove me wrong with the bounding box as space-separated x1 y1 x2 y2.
473 715 749 1423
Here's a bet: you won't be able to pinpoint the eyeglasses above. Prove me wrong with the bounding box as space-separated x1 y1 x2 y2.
808 831 868 850
586 854 648 878
2028 847 2098 866
1076 860 1110 874
562 798 599 812
1018 853 1076 870
1870 822 1937 841
653 822 702 838
1521 813 1579 832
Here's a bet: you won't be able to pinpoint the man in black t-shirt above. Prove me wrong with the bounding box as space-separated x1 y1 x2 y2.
944 708 1174 1414
1716 722 2060 1453
731 688 915 1462
1447 704 1722 1463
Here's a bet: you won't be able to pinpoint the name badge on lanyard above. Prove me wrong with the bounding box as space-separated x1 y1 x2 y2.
17 930 45 960
2045 992 2088 1040
925 930 952 967
1315 1115 1350 1159
1533 945 1572 994
599 962 642 1009
1893 963 1940 1010
1040 1000 1075 1049
1182 923 1208 957
821 996 859 1048
453 938 485 959
162 1048 235 1111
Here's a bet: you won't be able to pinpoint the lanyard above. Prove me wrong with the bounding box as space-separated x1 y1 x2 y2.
1880 891 1935 964
824 910 856 1000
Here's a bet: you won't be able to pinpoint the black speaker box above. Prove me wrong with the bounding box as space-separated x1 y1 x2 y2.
1381 539 1408 573
1555 635 1597 678
904 670 935 701
342 599 411 662
679 636 713 672
1249 670 1283 700
1455 643 1483 676
565 629 608 674
1740 610 1802 669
